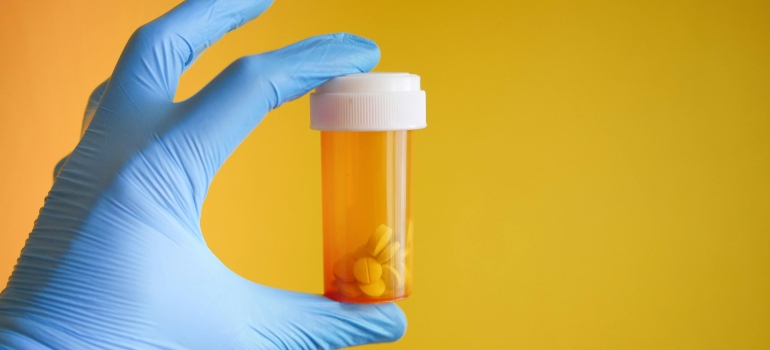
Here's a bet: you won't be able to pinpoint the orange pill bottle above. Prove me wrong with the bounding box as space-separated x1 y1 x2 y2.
310 73 426 303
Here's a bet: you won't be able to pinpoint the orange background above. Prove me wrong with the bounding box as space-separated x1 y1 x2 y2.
1 1 769 348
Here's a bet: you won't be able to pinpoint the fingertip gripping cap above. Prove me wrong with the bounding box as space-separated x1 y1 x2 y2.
310 73 427 131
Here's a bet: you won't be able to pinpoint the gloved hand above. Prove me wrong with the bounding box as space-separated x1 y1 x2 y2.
0 0 406 348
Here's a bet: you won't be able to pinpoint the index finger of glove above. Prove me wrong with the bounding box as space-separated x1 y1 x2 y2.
110 0 273 104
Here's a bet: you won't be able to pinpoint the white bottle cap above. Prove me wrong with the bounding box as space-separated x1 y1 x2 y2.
310 73 426 131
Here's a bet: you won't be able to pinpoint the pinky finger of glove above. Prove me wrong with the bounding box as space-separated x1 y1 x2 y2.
54 79 109 180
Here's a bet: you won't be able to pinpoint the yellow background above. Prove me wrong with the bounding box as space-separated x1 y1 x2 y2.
1 0 769 348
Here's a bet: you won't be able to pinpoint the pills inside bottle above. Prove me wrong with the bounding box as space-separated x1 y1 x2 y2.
310 73 426 303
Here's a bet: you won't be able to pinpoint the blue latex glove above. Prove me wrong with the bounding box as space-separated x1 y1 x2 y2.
0 1 406 348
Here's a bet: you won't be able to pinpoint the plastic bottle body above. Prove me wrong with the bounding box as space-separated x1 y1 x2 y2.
322 130 413 303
